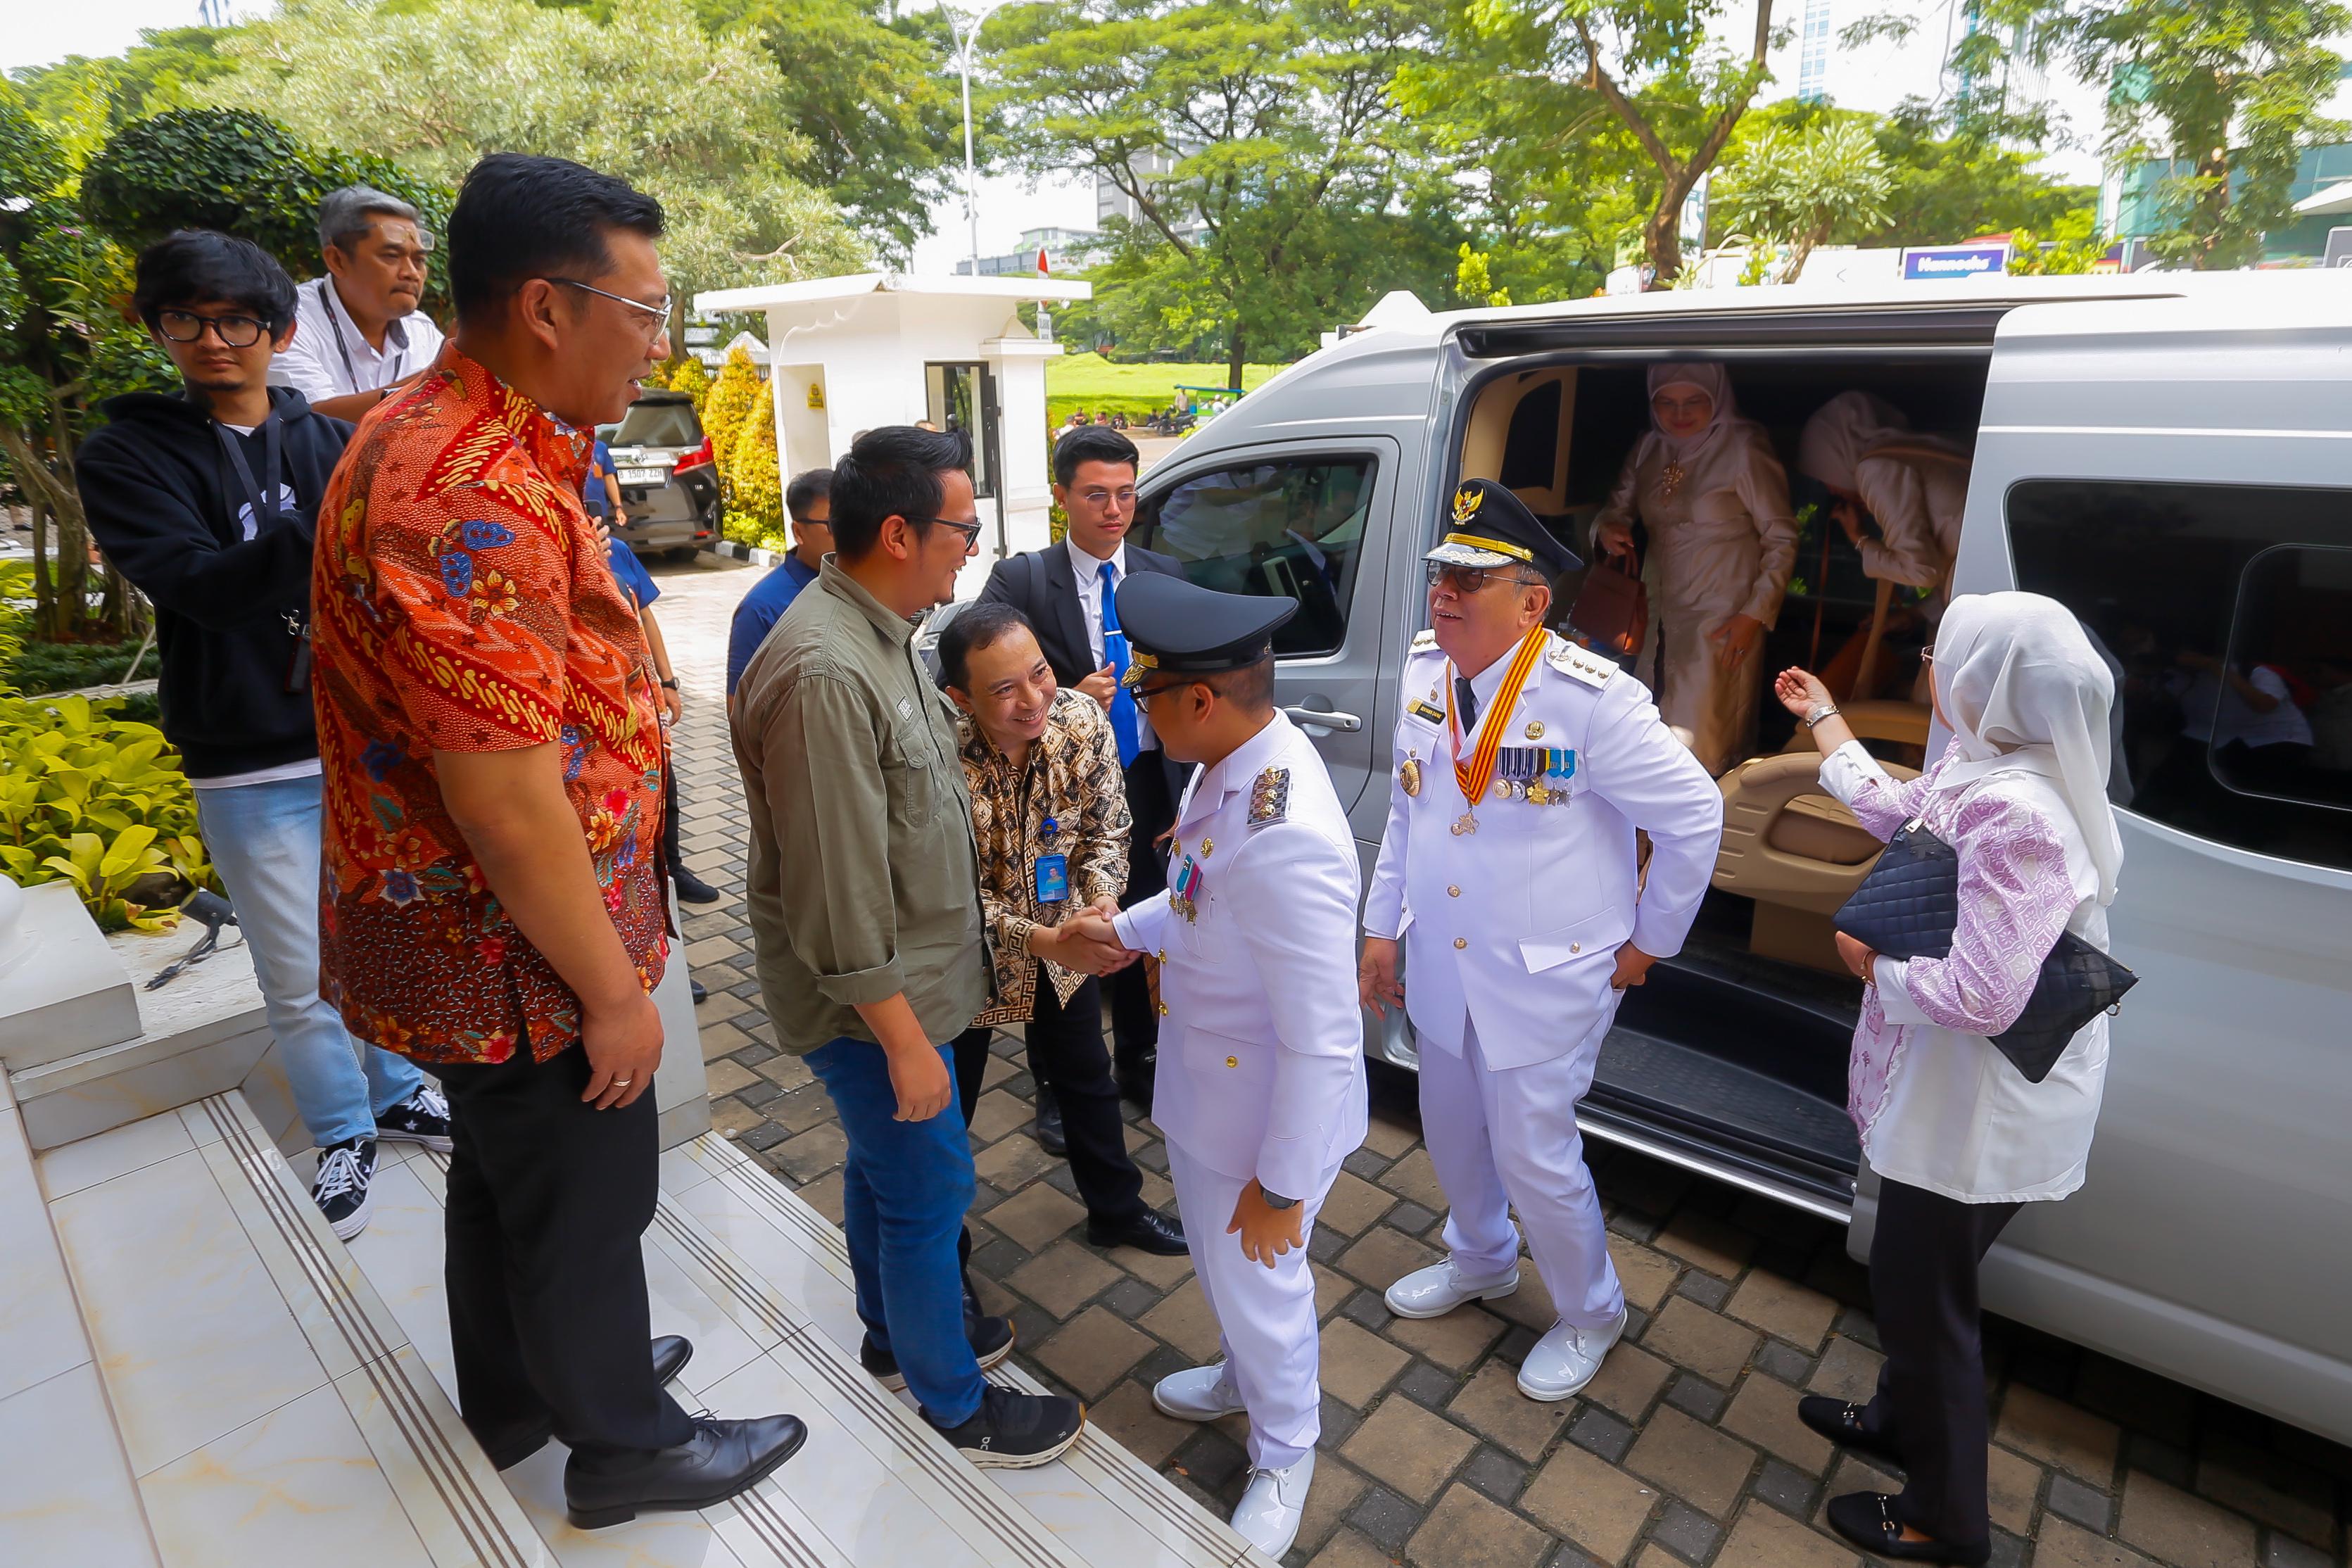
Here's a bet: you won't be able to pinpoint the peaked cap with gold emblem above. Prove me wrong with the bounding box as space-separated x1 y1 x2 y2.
1424 476 1582 578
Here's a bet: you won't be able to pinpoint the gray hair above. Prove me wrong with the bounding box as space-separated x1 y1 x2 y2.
317 185 432 254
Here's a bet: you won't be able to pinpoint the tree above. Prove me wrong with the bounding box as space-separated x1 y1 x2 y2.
198 0 868 299
1716 119 1892 282
991 0 1466 384
1979 0 2349 267
666 355 712 414
6 27 234 145
1412 0 1782 283
700 346 763 510
728 384 783 543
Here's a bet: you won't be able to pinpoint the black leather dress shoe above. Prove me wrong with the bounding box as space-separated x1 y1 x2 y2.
652 1334 693 1386
690 978 708 1005
1087 1206 1187 1256
565 1413 809 1529
1032 1099 1067 1157
1824 1492 1989 1565
480 1335 695 1470
1797 1395 1907 1469
671 866 722 905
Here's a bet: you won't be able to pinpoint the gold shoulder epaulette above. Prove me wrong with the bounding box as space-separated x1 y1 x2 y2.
1545 637 1617 690
1410 628 1439 652
1248 766 1291 827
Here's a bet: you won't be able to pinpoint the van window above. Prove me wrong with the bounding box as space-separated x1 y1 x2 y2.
2007 481 2352 871
1134 456 1374 657
609 400 702 449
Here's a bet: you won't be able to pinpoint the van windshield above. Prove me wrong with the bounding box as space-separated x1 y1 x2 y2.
609 401 701 450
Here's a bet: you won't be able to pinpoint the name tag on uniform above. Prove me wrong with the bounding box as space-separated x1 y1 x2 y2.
1408 699 1446 724
1034 854 1070 903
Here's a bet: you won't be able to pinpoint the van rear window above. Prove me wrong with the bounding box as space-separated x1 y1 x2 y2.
610 401 702 449
2007 481 2352 873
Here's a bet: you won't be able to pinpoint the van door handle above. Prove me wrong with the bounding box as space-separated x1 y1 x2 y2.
1282 705 1362 733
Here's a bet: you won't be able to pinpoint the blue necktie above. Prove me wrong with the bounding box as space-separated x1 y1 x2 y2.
1099 559 1141 766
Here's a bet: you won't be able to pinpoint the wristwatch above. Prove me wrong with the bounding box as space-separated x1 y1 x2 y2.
1802 702 1840 730
659 677 679 690
1260 1188 1298 1211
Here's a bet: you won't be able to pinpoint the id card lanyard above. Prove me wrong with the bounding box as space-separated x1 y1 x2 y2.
319 277 406 391
215 410 310 690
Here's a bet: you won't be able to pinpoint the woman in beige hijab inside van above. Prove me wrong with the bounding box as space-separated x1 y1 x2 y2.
1594 362 1798 773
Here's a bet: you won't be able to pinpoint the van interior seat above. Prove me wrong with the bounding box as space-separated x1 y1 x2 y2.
1714 749 1921 973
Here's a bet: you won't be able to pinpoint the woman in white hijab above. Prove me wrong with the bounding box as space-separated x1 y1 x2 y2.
1594 363 1798 773
1797 391 1972 619
1771 593 2123 1566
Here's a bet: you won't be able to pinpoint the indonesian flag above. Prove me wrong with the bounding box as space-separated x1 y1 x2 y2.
1037 247 1051 278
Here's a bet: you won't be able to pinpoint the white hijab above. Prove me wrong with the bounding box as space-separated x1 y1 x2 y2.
1928 592 2124 905
1797 390 1964 491
1648 362 1736 462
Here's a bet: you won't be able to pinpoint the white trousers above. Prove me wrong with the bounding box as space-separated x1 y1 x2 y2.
1420 1019 1624 1329
1164 1142 1334 1470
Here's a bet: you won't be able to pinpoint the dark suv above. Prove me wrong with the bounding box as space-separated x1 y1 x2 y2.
599 391 720 559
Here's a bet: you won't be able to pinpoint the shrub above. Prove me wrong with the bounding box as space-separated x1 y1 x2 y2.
700 345 761 506
666 355 712 413
0 693 215 930
731 383 782 536
4 639 148 695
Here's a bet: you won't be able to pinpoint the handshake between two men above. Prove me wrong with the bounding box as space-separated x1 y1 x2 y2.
1029 896 1140 977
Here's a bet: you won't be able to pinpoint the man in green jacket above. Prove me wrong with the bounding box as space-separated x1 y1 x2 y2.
731 424 1085 1469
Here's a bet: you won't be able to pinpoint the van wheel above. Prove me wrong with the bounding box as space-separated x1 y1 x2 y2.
667 545 701 563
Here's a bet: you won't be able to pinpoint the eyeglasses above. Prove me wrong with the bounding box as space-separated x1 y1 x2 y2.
1426 561 1545 594
914 516 986 548
546 277 673 340
156 309 269 348
1131 681 1184 712
1077 487 1139 507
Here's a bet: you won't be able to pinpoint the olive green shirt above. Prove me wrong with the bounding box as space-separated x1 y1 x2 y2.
732 559 990 1056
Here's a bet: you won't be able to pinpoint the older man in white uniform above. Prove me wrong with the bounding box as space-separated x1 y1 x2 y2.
1360 480 1724 1401
1104 571 1367 1560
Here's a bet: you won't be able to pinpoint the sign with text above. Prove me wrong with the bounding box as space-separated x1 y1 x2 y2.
1902 244 2011 282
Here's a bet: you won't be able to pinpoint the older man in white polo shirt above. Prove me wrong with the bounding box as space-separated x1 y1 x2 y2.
270 185 445 423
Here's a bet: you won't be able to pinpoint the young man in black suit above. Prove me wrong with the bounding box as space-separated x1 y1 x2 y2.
978 426 1184 1143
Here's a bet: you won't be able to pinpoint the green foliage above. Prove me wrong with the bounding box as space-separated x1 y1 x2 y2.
729 383 783 537
0 693 215 931
81 108 453 302
2 639 147 696
700 346 763 509
200 0 867 298
665 355 712 414
1716 119 1891 282
1979 0 2350 268
6 27 235 145
1455 246 1511 308
1044 351 1283 424
2008 210 2113 274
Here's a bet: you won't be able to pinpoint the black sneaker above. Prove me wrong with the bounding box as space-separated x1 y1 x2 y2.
861 1313 1015 1392
928 1385 1084 1469
374 1085 453 1152
671 866 721 905
312 1138 377 1240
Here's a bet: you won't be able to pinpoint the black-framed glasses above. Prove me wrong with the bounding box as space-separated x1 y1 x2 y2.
546 277 673 340
1131 680 1185 711
915 516 986 548
156 309 268 348
1426 561 1544 594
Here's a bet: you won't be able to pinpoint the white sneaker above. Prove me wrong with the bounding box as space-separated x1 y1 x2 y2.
1384 1260 1520 1320
1151 1363 1247 1422
1230 1450 1313 1560
1516 1306 1629 1402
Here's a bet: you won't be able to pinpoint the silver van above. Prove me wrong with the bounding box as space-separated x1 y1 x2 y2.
1118 276 2352 1447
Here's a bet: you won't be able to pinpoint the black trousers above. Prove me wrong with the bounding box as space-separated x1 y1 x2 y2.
1859 1179 2023 1544
1104 750 1177 1079
953 969 1144 1225
426 1047 694 1461
662 739 685 877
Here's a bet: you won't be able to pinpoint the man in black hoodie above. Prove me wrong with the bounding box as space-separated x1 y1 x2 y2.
77 229 450 1238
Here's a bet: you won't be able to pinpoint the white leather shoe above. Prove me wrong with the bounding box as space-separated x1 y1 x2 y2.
1152 1362 1247 1422
1516 1306 1629 1402
1384 1260 1520 1320
1231 1450 1314 1560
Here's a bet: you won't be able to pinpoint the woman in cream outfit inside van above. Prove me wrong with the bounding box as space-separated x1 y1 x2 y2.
1594 362 1799 773
1797 390 1973 619
1774 593 2125 1566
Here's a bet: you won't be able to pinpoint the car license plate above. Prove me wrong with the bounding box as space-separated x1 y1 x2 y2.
619 467 665 485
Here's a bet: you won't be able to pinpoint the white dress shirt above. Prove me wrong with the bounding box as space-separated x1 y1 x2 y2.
1066 536 1156 752
270 276 445 405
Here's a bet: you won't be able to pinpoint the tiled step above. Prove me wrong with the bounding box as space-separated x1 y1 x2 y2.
26 1089 1268 1567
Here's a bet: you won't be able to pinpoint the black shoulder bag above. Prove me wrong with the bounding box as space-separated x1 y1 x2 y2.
1833 818 2137 1083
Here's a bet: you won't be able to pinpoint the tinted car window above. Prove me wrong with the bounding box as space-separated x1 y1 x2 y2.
2007 480 2352 871
611 400 701 448
1133 456 1374 657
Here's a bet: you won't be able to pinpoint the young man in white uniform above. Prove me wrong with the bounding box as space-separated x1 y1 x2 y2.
1103 572 1367 1560
1360 480 1724 1401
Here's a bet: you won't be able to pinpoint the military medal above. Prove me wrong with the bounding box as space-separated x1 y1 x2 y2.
1401 754 1422 797
1445 625 1550 835
1171 853 1206 921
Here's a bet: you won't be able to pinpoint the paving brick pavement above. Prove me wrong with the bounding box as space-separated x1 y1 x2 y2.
650 555 2352 1568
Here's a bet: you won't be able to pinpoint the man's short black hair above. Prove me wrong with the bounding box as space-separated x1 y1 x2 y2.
1203 655 1276 712
131 229 297 336
938 602 1037 693
785 467 833 525
830 426 973 560
446 153 665 325
1053 424 1141 488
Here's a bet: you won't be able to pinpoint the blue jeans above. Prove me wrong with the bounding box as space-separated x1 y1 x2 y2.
193 773 423 1149
804 1038 985 1427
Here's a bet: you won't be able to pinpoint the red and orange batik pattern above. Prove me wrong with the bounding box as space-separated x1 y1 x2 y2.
311 343 667 1066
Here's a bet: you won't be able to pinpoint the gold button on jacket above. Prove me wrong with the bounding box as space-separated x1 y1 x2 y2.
1454 937 1468 949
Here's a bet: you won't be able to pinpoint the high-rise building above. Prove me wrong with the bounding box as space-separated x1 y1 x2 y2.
1797 0 1835 103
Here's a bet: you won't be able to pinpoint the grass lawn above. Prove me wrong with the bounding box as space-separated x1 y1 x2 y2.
1046 353 1289 422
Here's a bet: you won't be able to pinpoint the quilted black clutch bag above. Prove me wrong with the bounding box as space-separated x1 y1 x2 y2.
1833 821 2137 1083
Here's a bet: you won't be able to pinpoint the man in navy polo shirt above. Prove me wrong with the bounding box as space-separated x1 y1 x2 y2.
726 467 832 706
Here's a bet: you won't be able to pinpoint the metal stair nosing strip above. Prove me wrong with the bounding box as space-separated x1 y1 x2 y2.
197 1095 536 1568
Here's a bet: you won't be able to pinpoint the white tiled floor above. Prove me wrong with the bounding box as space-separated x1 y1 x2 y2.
11 1092 1270 1568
